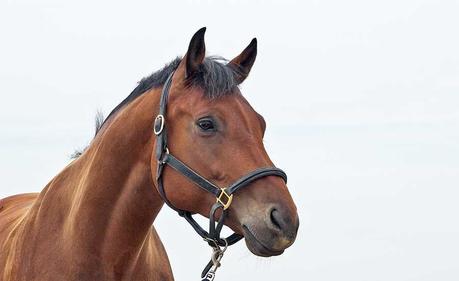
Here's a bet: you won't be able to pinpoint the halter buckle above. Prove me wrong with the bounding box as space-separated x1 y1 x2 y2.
216 189 233 210
154 114 165 135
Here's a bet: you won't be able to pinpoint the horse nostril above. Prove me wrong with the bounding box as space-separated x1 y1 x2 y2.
269 208 282 231
266 206 299 247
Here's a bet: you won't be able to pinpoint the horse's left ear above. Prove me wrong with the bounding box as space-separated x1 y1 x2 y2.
228 38 257 84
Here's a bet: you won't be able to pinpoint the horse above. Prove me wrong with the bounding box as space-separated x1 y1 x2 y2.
0 27 299 281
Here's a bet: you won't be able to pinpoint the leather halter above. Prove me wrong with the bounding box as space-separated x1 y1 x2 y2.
154 72 287 280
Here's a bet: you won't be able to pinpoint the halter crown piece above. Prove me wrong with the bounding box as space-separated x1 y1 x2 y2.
154 72 288 281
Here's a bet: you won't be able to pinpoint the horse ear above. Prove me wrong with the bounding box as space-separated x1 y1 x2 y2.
183 27 206 78
228 38 257 84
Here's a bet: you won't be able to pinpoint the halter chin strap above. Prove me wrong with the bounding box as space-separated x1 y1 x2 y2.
154 72 287 280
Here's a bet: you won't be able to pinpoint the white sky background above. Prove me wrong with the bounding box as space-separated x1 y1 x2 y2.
1 0 458 280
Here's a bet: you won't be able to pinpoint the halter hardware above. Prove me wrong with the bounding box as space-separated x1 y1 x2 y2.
153 72 288 280
216 189 233 210
153 114 165 135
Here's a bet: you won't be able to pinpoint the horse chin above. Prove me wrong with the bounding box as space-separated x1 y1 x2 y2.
242 225 285 257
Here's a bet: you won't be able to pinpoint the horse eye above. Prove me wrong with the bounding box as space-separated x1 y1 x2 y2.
197 118 216 132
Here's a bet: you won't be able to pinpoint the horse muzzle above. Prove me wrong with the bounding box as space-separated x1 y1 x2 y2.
242 205 299 257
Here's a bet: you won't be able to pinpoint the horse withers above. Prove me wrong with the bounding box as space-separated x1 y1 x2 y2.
0 27 299 281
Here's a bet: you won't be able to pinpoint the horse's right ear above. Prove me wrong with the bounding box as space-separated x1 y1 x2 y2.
176 27 206 80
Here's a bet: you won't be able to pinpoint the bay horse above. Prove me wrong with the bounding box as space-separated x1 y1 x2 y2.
0 27 299 281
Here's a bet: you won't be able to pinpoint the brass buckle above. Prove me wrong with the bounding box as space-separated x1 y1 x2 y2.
216 189 233 210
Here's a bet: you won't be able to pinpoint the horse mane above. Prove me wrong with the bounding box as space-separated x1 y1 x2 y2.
72 56 238 158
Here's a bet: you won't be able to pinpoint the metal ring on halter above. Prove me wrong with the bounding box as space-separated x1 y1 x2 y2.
153 114 165 135
204 237 220 249
159 147 170 164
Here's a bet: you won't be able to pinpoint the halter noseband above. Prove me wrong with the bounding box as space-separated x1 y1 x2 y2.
154 72 287 281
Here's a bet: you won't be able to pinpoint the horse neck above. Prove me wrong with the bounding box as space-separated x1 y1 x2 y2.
33 88 164 268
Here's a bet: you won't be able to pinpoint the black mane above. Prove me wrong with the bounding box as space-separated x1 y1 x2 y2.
98 56 238 136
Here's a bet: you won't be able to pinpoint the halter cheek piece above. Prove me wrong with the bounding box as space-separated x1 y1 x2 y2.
154 73 287 281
